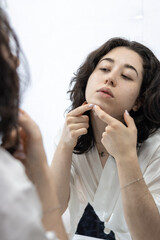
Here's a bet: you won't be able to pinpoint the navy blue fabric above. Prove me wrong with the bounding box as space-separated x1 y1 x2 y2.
76 204 115 239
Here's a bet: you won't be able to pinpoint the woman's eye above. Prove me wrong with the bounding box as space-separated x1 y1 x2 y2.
100 68 110 72
122 74 132 80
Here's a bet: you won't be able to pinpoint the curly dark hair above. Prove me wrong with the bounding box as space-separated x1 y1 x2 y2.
68 37 160 154
0 7 28 153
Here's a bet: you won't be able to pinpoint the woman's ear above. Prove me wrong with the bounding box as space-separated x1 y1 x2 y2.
132 99 142 112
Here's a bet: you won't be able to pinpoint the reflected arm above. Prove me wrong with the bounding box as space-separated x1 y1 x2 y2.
51 141 73 214
117 152 160 240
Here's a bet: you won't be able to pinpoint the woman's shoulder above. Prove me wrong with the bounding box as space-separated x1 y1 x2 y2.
0 147 28 181
0 148 50 240
140 129 160 147
0 146 42 217
138 129 160 163
0 147 39 201
146 129 160 146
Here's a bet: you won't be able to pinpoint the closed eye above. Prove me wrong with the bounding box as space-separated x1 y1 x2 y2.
122 74 132 80
100 68 110 72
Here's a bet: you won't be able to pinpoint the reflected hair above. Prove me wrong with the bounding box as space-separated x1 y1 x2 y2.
0 7 28 152
67 37 160 154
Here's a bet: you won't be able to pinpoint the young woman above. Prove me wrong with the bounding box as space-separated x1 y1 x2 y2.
0 7 68 240
51 38 160 240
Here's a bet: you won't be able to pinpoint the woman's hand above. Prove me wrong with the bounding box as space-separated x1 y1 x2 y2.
93 105 137 160
13 109 47 177
60 103 93 150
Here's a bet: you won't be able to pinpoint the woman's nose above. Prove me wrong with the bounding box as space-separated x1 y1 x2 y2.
105 72 117 86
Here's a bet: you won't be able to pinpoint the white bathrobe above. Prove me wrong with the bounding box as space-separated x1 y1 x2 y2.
0 147 57 240
68 130 160 240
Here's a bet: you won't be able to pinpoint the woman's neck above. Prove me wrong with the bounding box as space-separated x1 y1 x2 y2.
90 110 109 167
90 110 107 144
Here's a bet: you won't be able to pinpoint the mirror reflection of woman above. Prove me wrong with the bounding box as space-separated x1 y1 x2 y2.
17 37 160 239
51 38 160 240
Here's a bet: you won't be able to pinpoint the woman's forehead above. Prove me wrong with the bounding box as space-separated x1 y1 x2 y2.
100 47 143 69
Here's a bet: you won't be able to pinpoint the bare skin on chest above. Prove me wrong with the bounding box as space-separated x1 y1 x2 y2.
96 142 109 168
99 154 109 168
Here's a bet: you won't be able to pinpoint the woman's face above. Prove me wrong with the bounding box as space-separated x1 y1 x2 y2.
85 47 143 120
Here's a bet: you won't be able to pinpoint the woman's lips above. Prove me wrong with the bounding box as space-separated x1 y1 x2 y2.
97 87 114 98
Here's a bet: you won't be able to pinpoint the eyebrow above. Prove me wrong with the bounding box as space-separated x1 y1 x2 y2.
100 57 139 77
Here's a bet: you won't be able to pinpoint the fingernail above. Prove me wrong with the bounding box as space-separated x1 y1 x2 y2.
89 104 94 107
17 143 23 151
125 110 130 115
14 152 26 160
93 105 97 116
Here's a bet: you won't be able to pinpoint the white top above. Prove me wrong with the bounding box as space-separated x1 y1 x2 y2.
0 147 57 240
68 130 160 240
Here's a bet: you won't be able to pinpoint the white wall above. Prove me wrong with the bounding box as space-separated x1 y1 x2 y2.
5 0 160 163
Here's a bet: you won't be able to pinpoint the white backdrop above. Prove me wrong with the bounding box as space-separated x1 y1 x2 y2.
5 0 160 164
